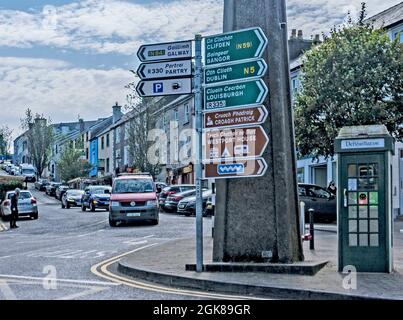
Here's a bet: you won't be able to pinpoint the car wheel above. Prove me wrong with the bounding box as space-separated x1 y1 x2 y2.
81 204 86 212
150 219 159 225
109 217 117 227
61 203 65 209
90 203 96 212
66 204 70 209
32 213 38 220
184 212 191 217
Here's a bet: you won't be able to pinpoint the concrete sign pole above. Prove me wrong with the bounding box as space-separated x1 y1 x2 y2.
213 0 303 262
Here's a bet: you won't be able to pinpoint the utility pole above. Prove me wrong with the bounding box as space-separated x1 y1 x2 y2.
213 0 303 263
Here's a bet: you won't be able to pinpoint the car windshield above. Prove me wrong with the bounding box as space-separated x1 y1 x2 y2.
8 191 31 199
22 169 35 174
113 179 154 193
91 187 111 194
68 190 84 196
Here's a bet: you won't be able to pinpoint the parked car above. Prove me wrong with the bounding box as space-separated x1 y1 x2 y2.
109 173 159 227
177 190 213 216
164 188 208 213
61 189 85 209
1 161 11 170
158 184 196 211
55 185 70 201
35 179 50 191
205 194 215 216
298 183 336 222
81 185 112 212
155 182 168 196
0 190 38 220
45 182 62 196
10 165 20 176
5 163 13 173
19 163 36 182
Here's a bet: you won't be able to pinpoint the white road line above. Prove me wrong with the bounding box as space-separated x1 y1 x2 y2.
0 256 12 259
0 274 120 286
56 286 108 300
0 280 17 300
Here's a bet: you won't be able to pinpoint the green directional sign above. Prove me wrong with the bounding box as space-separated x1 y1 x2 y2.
204 79 268 111
204 27 268 66
204 58 267 85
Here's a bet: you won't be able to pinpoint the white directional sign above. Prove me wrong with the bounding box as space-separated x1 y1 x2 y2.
136 78 192 97
137 40 192 62
137 60 192 80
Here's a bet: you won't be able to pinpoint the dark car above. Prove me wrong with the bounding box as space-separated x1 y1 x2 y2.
298 183 336 222
155 182 168 196
61 189 85 209
164 188 208 213
158 184 196 211
45 182 62 196
177 190 212 216
35 179 50 191
55 185 70 200
81 185 112 212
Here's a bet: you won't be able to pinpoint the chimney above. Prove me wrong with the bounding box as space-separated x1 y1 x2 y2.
112 102 122 124
297 30 303 39
79 118 85 133
314 34 320 43
290 29 297 39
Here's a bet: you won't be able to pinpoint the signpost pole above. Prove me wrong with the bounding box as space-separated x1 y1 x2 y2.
194 34 203 273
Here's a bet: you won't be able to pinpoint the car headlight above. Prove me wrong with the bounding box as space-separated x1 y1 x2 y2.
147 200 157 206
111 201 120 207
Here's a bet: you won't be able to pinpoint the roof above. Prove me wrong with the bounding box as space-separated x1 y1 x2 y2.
89 117 113 140
290 55 304 72
365 1 403 29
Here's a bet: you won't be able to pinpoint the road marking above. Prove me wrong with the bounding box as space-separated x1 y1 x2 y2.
123 240 149 246
91 244 267 300
0 280 17 300
56 286 108 300
0 274 120 286
80 219 109 229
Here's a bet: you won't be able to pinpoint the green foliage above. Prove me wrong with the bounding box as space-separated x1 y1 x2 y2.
294 5 403 159
57 142 92 182
0 126 12 156
0 179 24 200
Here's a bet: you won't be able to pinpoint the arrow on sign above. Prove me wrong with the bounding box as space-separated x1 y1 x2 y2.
204 157 268 179
137 59 192 80
137 40 192 62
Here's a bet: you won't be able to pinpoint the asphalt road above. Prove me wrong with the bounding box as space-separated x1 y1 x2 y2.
0 182 214 300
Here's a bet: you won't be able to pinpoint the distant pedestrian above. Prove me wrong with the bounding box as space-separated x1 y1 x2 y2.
327 181 337 196
10 188 20 229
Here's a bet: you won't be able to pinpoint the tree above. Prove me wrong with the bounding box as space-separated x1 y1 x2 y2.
0 126 12 156
294 3 403 160
57 139 92 182
20 109 54 177
125 78 162 178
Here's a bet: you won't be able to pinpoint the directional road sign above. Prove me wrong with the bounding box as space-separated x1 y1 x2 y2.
204 105 268 129
204 27 268 66
204 79 268 111
137 40 192 62
204 59 267 85
136 78 192 97
203 125 269 160
137 60 192 80
204 157 268 179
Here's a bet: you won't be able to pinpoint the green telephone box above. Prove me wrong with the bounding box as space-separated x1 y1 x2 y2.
335 125 394 273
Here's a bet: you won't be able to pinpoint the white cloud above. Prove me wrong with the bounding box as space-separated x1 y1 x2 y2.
0 57 132 139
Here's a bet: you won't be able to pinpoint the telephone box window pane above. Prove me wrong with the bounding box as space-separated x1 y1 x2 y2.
359 220 368 232
359 206 367 218
348 164 356 177
349 220 357 232
349 234 357 246
368 163 378 176
369 206 378 218
348 206 357 218
358 192 368 205
370 234 379 247
365 178 378 191
370 220 379 233
348 193 357 205
359 234 368 246
358 164 368 177
348 178 357 191
369 192 378 204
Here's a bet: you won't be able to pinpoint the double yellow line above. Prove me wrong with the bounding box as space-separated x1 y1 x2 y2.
90 244 266 300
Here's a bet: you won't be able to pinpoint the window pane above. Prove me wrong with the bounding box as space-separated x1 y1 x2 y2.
369 206 378 218
349 220 357 232
348 164 356 177
348 193 357 205
368 163 378 176
349 234 357 246
348 178 357 191
359 206 367 218
369 220 379 233
358 164 368 177
370 234 379 247
359 234 368 246
358 192 368 205
348 206 357 218
359 220 368 232
369 192 378 204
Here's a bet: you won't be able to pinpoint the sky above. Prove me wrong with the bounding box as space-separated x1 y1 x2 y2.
0 0 401 146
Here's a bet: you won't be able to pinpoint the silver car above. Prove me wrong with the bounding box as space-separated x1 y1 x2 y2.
62 189 84 209
1 190 39 220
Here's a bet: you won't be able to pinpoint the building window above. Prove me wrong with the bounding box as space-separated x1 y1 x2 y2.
297 168 304 183
106 133 110 147
116 127 121 143
86 148 89 160
106 158 110 173
184 104 190 124
86 132 89 142
174 109 179 122
101 136 105 150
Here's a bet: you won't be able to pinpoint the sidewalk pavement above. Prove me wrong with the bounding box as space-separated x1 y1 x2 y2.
118 220 403 300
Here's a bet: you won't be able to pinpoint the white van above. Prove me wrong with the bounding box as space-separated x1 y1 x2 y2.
20 163 36 182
